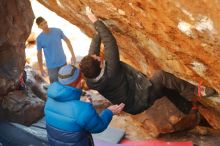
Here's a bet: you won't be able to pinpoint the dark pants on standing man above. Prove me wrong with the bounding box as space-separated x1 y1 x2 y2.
148 70 196 114
48 63 67 84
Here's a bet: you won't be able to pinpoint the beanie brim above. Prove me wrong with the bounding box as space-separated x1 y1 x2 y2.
58 66 80 85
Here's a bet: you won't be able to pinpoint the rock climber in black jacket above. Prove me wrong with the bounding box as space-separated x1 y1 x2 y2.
79 7 217 115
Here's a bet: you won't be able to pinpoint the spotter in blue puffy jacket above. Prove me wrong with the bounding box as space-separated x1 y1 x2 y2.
45 82 113 146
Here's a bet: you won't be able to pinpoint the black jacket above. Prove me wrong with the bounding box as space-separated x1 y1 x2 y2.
86 20 152 114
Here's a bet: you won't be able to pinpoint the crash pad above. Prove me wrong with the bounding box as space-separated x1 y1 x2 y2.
12 118 125 144
0 122 48 146
12 117 48 142
120 139 193 146
94 139 129 146
92 127 125 144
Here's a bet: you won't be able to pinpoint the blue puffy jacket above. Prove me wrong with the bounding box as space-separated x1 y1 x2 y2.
45 82 113 146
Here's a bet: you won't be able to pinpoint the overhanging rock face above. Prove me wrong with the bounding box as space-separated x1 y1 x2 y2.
38 0 220 92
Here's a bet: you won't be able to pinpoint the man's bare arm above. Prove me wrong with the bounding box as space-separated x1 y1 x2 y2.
37 50 46 76
64 37 76 64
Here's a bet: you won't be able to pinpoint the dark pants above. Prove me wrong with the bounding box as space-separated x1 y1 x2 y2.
149 70 196 114
48 63 66 84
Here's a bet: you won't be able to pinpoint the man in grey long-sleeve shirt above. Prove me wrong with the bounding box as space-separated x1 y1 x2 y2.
79 7 217 115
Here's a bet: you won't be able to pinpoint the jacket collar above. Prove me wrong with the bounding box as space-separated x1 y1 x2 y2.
91 60 105 82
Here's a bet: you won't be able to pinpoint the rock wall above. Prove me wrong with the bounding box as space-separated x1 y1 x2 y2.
0 0 45 125
0 0 34 96
37 0 220 91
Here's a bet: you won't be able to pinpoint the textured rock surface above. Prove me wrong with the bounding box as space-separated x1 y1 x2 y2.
108 97 199 139
1 90 44 126
37 0 220 91
140 97 199 135
0 0 34 96
0 66 47 126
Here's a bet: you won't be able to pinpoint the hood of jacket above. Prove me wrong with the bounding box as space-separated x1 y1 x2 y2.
47 82 82 102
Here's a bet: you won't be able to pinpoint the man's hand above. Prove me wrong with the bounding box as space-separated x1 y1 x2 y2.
107 103 125 115
85 95 92 103
86 6 98 23
71 56 76 65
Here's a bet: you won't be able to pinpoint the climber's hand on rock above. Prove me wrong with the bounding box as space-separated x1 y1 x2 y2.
86 6 98 23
